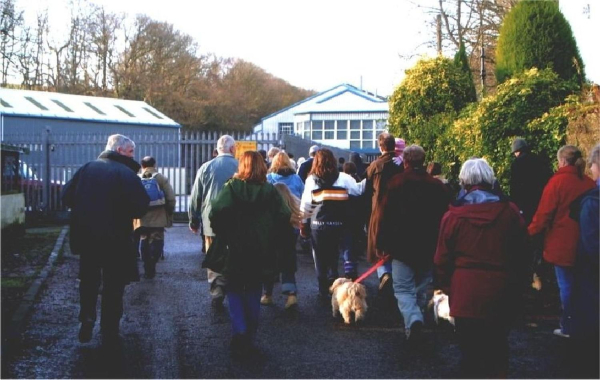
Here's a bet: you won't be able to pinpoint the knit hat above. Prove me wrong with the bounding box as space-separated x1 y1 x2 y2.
395 138 406 153
511 138 528 153
309 145 320 155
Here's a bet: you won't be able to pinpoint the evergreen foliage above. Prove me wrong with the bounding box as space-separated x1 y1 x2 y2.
388 56 476 163
495 0 585 85
448 68 578 191
453 42 477 102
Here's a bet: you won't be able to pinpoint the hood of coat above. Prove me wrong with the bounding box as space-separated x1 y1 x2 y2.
449 191 510 227
98 150 141 173
228 178 277 207
140 166 157 178
271 168 296 178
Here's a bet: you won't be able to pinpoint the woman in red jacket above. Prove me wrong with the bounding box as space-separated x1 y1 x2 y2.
528 145 595 338
434 158 528 378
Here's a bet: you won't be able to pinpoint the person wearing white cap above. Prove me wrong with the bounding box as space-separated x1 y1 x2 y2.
298 145 320 183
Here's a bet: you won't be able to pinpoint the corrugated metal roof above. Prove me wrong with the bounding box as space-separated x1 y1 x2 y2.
0 89 180 128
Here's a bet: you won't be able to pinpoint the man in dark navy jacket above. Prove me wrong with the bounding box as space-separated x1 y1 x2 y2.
62 134 149 344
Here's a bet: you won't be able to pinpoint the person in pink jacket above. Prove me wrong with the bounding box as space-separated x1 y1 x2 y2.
528 145 595 338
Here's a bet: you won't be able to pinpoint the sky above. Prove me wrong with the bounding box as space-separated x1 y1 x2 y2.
23 0 599 96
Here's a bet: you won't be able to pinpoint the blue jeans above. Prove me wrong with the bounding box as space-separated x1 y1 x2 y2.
226 282 262 342
392 259 432 329
341 230 358 278
554 265 574 335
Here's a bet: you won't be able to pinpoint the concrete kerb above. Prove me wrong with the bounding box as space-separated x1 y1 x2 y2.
3 225 69 351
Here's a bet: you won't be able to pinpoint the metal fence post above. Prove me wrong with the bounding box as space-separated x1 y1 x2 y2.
43 126 52 215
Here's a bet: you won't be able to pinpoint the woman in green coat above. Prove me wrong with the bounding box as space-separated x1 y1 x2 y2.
205 151 291 357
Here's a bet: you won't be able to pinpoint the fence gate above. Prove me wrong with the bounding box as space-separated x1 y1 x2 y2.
2 130 277 220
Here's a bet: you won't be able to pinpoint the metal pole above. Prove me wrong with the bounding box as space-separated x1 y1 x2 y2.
437 14 442 55
43 126 51 215
479 0 486 96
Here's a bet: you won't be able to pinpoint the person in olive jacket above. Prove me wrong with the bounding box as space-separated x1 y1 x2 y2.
62 134 149 345
203 151 291 358
133 156 176 279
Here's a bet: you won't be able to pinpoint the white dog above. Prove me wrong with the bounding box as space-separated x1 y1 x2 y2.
329 278 368 324
429 290 454 326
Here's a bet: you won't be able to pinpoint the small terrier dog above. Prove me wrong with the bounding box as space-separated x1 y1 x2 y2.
329 278 368 324
428 290 454 326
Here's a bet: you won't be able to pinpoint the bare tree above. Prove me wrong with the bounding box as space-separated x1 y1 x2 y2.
1 0 23 85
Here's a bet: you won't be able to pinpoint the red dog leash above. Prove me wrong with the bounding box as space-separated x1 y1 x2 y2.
354 256 391 284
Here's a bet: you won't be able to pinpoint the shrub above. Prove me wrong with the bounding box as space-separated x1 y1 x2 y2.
448 68 577 191
495 0 585 85
388 56 476 159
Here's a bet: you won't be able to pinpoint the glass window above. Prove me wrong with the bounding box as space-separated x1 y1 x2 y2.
324 131 334 139
304 131 310 139
350 120 361 129
304 121 310 130
312 131 323 140
312 121 323 130
324 121 335 130
376 120 386 130
363 120 373 130
337 131 347 140
351 131 360 139
297 122 302 132
143 107 162 119
362 130 373 140
362 141 374 149
337 120 347 130
350 141 361 149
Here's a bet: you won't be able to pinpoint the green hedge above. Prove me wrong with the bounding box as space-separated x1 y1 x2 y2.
496 0 584 85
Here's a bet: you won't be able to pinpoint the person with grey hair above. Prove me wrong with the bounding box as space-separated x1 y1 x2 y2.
105 134 135 156
434 157 528 378
61 134 149 345
266 147 280 169
189 134 238 310
376 144 450 344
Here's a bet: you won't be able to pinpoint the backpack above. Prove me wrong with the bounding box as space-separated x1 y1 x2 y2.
141 173 165 207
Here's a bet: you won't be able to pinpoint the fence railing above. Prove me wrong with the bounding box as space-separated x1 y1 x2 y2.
2 130 278 217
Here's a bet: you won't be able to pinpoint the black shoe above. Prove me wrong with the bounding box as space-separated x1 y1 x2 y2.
78 322 94 343
406 320 423 342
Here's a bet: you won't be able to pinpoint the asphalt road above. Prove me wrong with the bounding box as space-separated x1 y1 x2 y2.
1 225 581 379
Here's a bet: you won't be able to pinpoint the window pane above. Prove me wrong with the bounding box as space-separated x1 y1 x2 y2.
312 131 323 140
304 121 310 130
304 131 310 139
350 141 361 149
337 120 348 130
324 131 334 139
351 131 360 139
362 130 373 140
337 131 347 140
312 121 323 130
297 122 302 132
363 120 373 130
350 120 361 129
376 120 386 130
325 120 335 130
362 141 373 149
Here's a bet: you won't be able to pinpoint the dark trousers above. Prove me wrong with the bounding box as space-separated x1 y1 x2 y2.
139 227 165 277
311 226 344 295
79 261 126 332
454 317 509 379
226 281 262 342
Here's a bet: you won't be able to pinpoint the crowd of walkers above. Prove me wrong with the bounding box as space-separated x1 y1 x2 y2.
62 132 599 378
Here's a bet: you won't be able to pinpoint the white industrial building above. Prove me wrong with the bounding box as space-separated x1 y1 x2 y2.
253 84 389 155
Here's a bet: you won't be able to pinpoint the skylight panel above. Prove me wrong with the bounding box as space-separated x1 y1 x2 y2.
143 107 163 119
115 105 135 117
25 96 48 110
0 98 12 108
84 102 106 115
52 99 74 112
